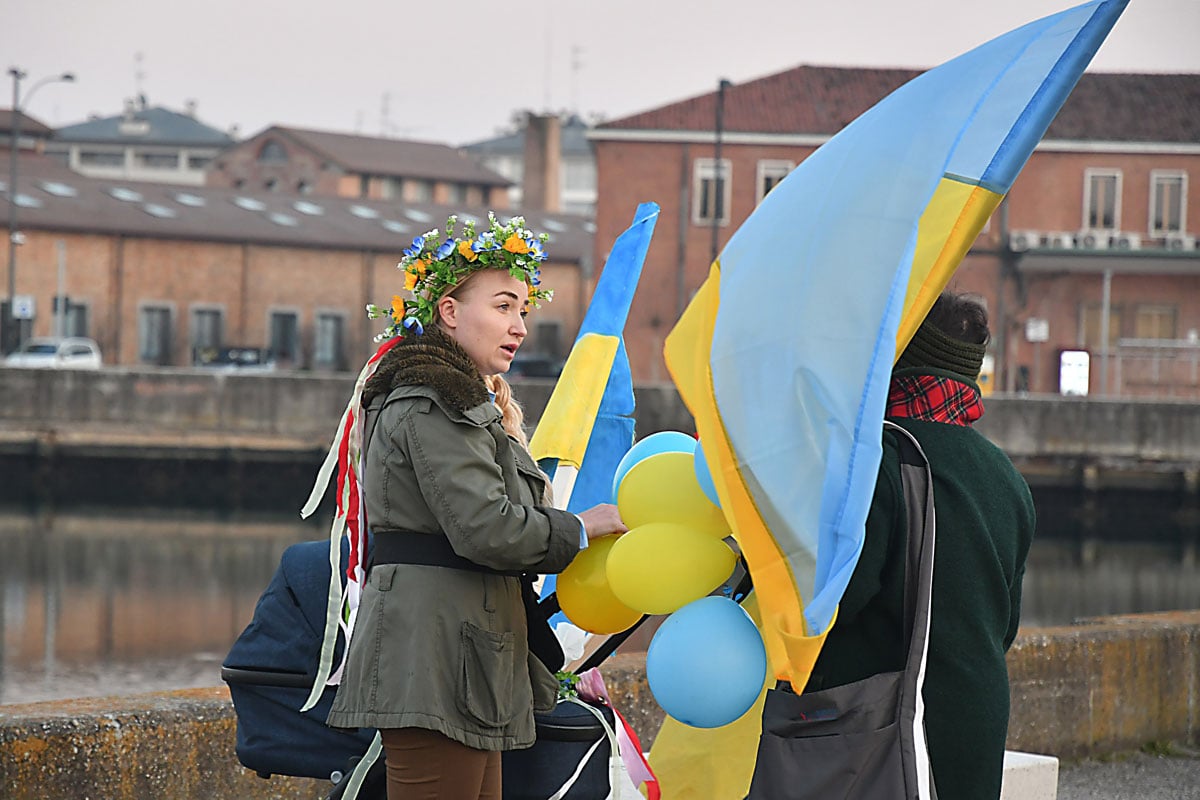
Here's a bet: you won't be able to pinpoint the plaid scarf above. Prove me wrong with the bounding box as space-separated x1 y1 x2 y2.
886 374 983 426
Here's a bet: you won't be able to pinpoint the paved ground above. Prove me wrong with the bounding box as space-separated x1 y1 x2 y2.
1057 745 1200 800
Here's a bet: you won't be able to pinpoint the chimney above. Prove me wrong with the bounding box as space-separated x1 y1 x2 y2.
521 112 561 213
184 99 197 118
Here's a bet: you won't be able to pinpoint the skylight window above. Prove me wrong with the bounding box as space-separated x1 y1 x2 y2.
583 221 597 233
144 203 178 219
404 208 434 223
233 196 267 211
293 200 324 216
350 204 380 219
382 220 410 234
175 193 206 207
542 219 567 233
40 181 78 198
109 187 144 202
268 212 299 227
14 194 42 209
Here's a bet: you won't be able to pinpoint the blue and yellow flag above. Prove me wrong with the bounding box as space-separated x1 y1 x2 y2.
531 202 660 510
664 0 1127 688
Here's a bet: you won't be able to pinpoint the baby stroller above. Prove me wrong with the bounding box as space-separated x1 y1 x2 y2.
223 539 634 800
221 539 384 795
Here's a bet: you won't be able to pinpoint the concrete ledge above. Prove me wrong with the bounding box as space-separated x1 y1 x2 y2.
2 612 1198 798
0 688 322 800
1006 610 1200 759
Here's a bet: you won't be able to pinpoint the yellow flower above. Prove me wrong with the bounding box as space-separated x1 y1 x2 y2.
458 241 478 262
404 271 419 291
503 234 529 254
412 258 428 275
391 295 406 319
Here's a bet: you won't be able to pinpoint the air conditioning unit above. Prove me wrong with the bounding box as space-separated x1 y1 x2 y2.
1045 232 1076 249
1007 230 1040 252
1077 230 1111 249
1111 232 1142 250
1164 233 1198 251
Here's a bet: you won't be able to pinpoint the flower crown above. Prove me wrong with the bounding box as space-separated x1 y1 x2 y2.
367 212 553 339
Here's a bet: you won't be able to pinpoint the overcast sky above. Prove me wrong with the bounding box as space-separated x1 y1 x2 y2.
3 0 1197 146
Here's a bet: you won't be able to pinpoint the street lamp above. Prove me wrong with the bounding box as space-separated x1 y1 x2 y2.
710 78 733 266
5 67 74 354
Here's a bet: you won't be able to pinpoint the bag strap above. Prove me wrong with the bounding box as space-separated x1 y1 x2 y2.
884 420 938 800
545 698 620 800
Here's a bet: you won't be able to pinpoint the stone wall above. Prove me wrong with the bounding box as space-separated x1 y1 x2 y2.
3 612 1198 799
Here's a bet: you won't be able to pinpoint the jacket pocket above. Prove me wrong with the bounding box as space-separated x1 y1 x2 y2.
458 622 517 728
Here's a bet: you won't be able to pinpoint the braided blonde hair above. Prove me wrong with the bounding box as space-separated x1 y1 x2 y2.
485 373 528 447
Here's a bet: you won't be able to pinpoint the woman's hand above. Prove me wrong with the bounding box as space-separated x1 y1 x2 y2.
578 503 628 540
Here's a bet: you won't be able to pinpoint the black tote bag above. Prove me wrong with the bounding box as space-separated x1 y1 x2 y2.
746 422 939 800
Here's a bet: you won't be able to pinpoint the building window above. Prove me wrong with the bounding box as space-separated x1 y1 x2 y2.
139 305 173 365
1083 169 1121 231
135 151 179 169
63 302 89 338
408 180 434 203
359 175 371 198
563 158 596 192
78 150 125 167
447 183 467 204
258 140 288 164
693 158 731 226
265 178 278 192
314 313 344 370
1134 305 1176 340
535 320 563 360
187 154 213 170
269 310 300 367
1150 171 1187 236
756 160 793 204
191 307 224 352
1080 303 1121 350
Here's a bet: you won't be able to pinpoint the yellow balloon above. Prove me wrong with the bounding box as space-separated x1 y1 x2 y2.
616 452 730 537
557 534 643 634
606 522 737 615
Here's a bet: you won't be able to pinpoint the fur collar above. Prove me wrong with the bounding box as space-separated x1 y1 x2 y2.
362 326 489 413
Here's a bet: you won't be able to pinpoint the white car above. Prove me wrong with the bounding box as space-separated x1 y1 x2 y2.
4 337 103 369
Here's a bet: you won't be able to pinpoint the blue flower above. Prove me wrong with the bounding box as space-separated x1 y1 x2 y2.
402 316 425 336
472 235 500 253
528 240 546 261
435 239 456 260
403 235 426 259
530 270 542 286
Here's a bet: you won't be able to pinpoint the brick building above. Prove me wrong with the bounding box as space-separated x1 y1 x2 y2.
207 126 512 209
1 154 591 369
591 66 1200 397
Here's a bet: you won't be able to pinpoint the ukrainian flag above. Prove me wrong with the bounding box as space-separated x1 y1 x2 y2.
531 202 659 507
665 0 1128 688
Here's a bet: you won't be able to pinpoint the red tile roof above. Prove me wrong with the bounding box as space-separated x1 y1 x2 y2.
598 66 1200 144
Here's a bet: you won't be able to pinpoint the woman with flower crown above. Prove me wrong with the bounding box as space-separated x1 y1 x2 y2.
326 213 627 798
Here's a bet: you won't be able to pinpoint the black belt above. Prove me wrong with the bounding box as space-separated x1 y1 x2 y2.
367 529 564 672
369 530 522 577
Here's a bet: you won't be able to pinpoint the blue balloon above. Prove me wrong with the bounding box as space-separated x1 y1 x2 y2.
610 430 697 503
645 596 767 729
693 439 721 508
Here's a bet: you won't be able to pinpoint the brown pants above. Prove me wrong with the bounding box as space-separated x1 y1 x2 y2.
379 727 502 799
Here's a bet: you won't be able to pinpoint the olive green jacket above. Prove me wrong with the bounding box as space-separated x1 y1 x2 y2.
326 330 581 751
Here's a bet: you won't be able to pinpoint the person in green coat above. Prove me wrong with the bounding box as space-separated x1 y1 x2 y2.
327 213 626 799
806 290 1036 800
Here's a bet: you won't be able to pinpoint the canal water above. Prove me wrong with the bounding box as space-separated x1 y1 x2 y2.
2 491 1198 706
